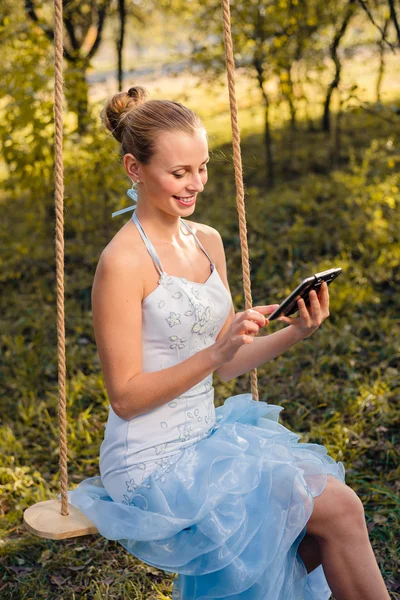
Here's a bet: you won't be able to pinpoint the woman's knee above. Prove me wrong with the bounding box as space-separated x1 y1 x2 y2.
306 475 366 540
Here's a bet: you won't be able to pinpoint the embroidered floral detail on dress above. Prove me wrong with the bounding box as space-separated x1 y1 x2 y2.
190 288 201 299
160 421 168 429
172 291 182 299
178 423 195 442
152 454 181 485
207 398 216 427
168 401 177 408
158 273 174 289
192 304 211 335
155 456 176 472
166 312 181 327
169 335 186 349
154 442 168 455
131 494 148 510
125 477 139 493
133 463 147 470
158 300 165 309
210 325 219 336
187 408 203 422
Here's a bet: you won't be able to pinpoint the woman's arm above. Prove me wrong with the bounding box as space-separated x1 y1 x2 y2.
93 247 224 421
208 228 329 382
215 324 305 382
118 345 222 419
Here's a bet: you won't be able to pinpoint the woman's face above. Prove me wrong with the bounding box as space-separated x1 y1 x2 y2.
136 127 209 216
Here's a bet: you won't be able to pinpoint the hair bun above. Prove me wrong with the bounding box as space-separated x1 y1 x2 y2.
127 86 149 104
101 86 150 143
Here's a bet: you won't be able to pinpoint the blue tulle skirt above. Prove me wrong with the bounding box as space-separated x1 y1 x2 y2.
67 393 345 600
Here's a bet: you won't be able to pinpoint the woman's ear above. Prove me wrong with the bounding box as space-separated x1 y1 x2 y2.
123 153 141 181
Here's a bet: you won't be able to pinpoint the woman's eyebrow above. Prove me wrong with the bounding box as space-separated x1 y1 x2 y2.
171 157 210 169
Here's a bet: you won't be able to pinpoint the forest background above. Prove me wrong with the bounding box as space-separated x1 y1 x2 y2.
0 0 399 598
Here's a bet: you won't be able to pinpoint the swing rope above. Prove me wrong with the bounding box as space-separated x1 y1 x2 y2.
54 0 69 516
24 0 258 533
221 0 259 402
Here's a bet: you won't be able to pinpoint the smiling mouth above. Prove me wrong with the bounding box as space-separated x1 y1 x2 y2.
173 195 196 203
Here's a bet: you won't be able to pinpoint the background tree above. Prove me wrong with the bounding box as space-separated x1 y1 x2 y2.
322 0 357 132
25 0 111 133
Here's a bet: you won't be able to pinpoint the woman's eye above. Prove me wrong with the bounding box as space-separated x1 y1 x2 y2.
173 166 207 179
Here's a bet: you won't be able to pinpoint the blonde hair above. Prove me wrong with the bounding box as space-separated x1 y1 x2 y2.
100 86 205 163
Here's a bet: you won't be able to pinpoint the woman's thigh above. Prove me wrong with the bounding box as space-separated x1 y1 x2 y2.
306 475 366 540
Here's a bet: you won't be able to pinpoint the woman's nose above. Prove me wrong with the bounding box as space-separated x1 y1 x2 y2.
187 171 205 192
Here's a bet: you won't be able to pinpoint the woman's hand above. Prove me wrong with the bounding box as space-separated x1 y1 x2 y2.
213 305 279 364
276 281 330 338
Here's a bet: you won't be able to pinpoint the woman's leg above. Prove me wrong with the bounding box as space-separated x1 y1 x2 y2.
304 475 390 600
297 533 322 574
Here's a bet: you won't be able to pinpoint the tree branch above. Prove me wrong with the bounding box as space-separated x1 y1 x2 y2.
62 0 80 53
388 0 400 45
356 0 398 51
25 0 74 61
87 0 112 61
24 0 54 42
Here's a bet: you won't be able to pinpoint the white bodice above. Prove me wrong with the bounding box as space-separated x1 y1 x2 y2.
99 212 232 498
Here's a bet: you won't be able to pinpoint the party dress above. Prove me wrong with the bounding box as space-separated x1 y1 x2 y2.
68 208 346 600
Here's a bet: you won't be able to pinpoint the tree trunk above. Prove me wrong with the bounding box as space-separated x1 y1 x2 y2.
64 61 90 134
322 74 338 133
330 88 343 168
388 0 400 45
284 67 296 131
264 102 274 188
281 67 296 175
253 57 274 188
322 0 355 132
117 0 126 91
376 18 390 103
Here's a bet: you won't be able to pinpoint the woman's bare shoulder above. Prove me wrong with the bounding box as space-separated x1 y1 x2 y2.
96 221 149 284
183 219 221 242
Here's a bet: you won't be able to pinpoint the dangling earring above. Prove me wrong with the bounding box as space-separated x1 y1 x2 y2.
127 178 140 203
111 178 141 218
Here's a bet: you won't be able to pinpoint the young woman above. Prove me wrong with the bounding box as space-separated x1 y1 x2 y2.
68 87 390 600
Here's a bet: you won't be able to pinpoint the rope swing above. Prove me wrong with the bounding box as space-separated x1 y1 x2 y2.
23 0 258 540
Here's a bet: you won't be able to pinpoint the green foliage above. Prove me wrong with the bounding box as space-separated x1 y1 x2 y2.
0 0 55 208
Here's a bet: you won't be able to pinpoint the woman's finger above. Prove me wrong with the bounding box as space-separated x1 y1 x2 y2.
276 315 296 325
319 282 330 314
314 283 329 318
252 305 280 327
308 289 321 322
275 297 309 325
297 297 310 321
253 305 280 315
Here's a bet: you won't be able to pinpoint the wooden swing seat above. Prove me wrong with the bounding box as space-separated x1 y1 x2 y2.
23 499 98 540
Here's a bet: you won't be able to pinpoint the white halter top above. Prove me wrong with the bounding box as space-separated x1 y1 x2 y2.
99 211 232 498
